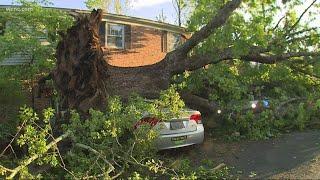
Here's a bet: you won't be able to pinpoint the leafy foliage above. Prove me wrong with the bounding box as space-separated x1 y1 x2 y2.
16 107 59 167
0 0 73 80
181 0 320 140
0 0 72 144
0 88 228 179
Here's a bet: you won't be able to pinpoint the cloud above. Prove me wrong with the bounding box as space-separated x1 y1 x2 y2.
131 0 171 9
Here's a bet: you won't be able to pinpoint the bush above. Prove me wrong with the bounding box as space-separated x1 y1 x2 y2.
0 79 26 142
216 98 320 141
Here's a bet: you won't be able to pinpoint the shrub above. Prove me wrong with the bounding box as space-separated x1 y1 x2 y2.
0 79 26 142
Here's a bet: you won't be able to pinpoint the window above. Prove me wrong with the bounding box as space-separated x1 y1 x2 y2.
173 34 182 49
106 23 124 49
167 32 183 52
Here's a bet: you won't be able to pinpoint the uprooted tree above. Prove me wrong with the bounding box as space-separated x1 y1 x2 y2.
46 0 319 113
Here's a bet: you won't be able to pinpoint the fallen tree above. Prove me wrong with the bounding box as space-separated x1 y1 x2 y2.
41 1 242 113
41 0 319 113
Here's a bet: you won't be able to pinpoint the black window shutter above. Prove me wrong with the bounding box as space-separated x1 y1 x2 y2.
124 25 131 49
99 21 106 46
161 31 167 52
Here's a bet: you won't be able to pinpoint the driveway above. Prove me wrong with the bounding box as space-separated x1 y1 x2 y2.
226 130 320 178
161 130 320 179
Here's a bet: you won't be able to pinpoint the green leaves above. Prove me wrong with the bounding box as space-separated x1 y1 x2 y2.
0 1 73 80
16 106 60 170
146 159 166 174
316 99 320 109
108 96 123 114
59 87 187 178
182 0 320 142
155 86 185 120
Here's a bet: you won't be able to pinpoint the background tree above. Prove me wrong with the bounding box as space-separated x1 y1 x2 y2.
156 9 168 23
0 0 73 79
85 0 130 14
172 0 188 26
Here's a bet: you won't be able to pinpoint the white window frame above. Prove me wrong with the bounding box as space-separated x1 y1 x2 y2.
105 23 125 49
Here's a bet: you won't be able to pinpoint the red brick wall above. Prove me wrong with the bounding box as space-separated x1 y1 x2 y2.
103 25 183 67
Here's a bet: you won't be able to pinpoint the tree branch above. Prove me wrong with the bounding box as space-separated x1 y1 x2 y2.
180 92 218 113
288 0 317 32
75 143 115 174
286 34 320 44
6 131 71 179
175 0 242 55
171 46 269 74
272 15 286 31
173 46 319 74
241 51 320 64
289 65 320 79
275 97 307 119
286 27 318 38
0 118 28 158
172 47 234 74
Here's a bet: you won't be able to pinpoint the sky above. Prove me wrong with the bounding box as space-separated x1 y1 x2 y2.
0 0 179 24
1 0 318 27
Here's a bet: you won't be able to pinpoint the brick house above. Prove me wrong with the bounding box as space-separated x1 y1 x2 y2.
0 6 189 67
98 12 188 67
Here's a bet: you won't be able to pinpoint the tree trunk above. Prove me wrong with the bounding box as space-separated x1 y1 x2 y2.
52 9 109 112
106 61 171 99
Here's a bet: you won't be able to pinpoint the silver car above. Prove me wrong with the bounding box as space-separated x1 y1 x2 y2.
134 109 204 150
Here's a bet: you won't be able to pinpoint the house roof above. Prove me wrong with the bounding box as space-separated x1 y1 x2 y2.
0 5 187 34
